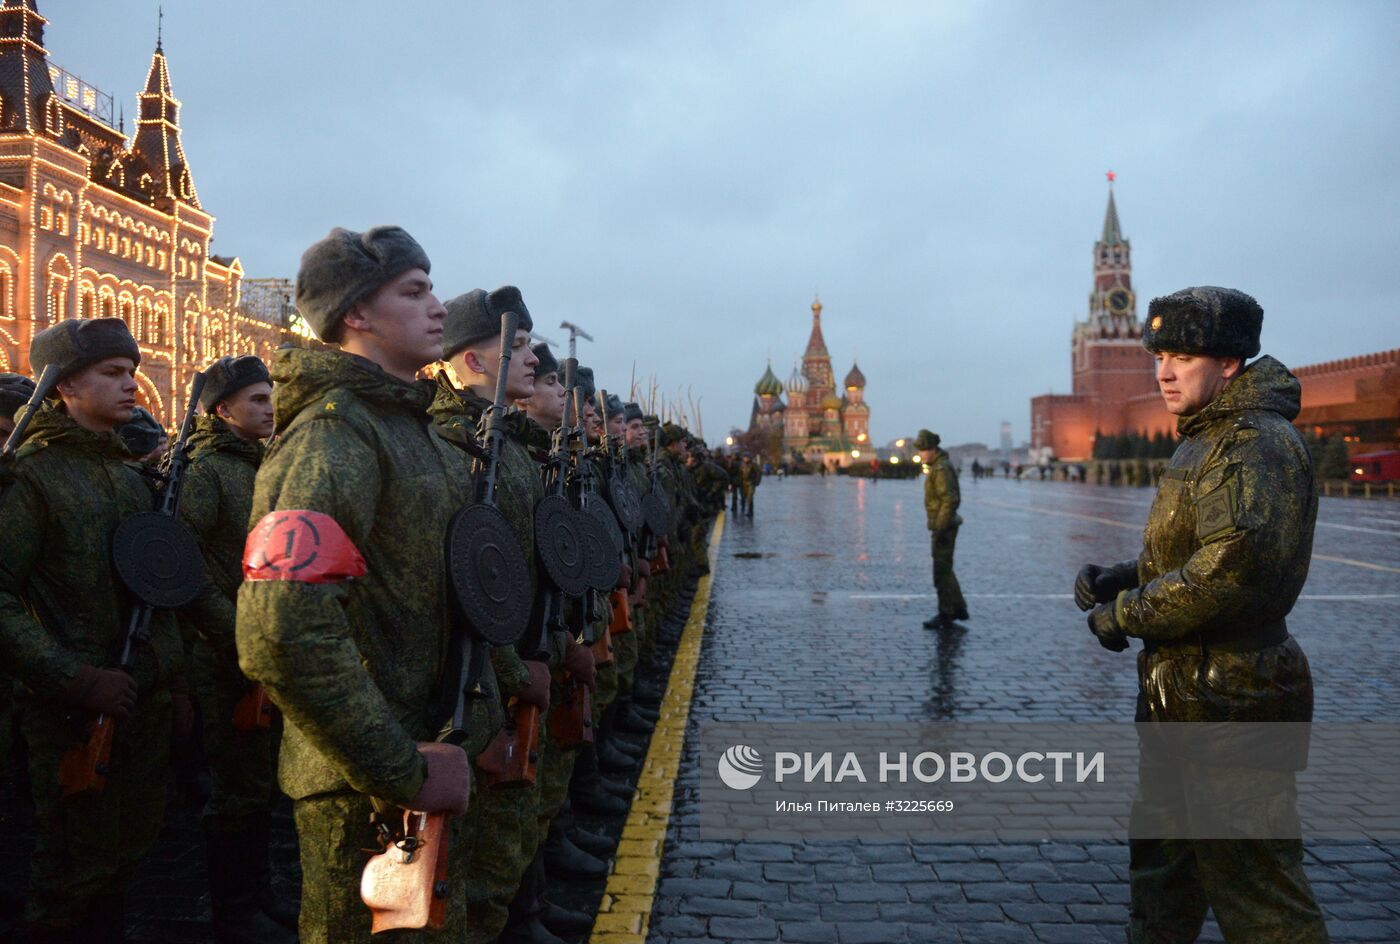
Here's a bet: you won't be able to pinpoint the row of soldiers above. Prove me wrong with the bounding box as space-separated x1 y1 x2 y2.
0 224 728 944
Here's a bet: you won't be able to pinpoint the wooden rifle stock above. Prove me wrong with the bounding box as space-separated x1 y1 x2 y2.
476 699 540 789
589 625 614 666
650 542 671 576
608 589 633 635
548 674 593 749
361 808 451 934
232 683 274 732
57 712 114 797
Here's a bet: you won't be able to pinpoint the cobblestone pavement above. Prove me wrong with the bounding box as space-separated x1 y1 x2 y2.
649 477 1400 943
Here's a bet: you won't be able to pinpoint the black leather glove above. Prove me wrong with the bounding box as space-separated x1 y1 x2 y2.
1074 562 1137 612
1087 603 1129 652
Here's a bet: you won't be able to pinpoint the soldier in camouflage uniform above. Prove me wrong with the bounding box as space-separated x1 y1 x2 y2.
1075 287 1328 944
0 319 186 941
236 227 489 944
738 453 762 517
0 373 36 791
431 287 597 944
917 429 969 630
179 354 296 943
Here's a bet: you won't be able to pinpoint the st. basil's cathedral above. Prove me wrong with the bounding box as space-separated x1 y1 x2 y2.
748 296 871 464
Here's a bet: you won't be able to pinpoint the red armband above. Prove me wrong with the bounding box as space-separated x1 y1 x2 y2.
243 510 367 583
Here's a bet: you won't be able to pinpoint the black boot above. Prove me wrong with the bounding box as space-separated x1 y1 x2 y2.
614 696 656 736
500 918 568 944
597 738 638 773
540 898 594 936
544 823 608 879
922 613 952 630
954 607 970 622
205 824 298 944
571 744 630 815
568 824 616 857
246 812 298 931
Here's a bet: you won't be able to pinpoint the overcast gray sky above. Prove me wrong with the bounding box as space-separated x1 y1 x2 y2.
55 1 1400 445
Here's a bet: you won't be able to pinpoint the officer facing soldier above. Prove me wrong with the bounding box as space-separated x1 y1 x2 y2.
1075 286 1328 943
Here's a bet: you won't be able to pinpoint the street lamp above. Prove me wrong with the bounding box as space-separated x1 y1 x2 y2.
851 449 861 458
725 436 734 447
890 456 901 464
895 438 906 448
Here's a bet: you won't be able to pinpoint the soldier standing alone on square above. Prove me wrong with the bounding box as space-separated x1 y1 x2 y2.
917 429 969 630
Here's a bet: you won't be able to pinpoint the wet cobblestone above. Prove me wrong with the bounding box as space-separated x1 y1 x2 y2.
653 477 1400 943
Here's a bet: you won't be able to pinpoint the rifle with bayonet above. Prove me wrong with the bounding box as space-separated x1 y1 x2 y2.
59 373 209 797
595 389 638 639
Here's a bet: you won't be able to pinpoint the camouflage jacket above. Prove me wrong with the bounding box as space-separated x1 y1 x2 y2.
428 377 563 692
180 415 263 655
1114 356 1317 722
738 462 762 489
923 448 961 532
236 349 495 805
0 406 181 700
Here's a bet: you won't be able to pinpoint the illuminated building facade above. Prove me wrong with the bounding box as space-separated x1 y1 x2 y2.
747 296 871 464
1030 180 1171 460
1294 349 1400 455
0 1 281 425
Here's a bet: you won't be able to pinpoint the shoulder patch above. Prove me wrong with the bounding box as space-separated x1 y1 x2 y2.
1195 482 1237 543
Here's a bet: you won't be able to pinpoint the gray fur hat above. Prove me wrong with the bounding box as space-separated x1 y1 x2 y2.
623 401 644 423
30 318 140 381
604 393 625 419
1142 286 1262 360
531 343 558 379
200 355 271 412
118 406 165 457
0 372 35 420
914 429 940 450
574 366 596 402
441 286 534 360
294 226 431 341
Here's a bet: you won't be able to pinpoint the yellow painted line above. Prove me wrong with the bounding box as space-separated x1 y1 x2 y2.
985 499 1400 575
589 512 725 944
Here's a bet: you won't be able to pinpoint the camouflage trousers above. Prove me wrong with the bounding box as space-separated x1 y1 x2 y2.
931 525 966 617
739 485 755 516
457 713 543 943
534 720 578 847
613 615 641 697
1128 756 1328 943
293 790 469 944
20 691 171 929
192 639 280 825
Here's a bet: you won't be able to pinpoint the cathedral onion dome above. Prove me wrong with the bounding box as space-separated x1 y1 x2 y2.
821 392 843 412
786 363 808 395
754 363 783 397
844 361 866 389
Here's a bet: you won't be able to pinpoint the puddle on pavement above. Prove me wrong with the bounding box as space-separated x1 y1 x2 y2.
733 552 778 559
801 552 832 559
